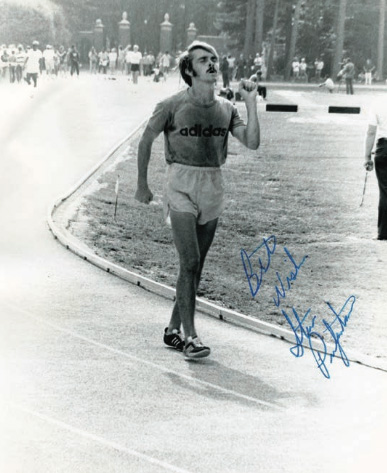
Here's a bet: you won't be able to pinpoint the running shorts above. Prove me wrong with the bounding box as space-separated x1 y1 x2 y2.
164 163 225 225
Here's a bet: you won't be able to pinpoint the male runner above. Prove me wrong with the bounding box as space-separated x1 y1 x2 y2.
135 41 260 359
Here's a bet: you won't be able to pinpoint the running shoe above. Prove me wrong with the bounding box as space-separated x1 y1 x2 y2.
183 337 211 359
163 327 184 351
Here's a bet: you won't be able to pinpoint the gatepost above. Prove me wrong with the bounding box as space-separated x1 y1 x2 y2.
118 12 131 48
186 22 197 47
160 13 173 54
94 19 105 52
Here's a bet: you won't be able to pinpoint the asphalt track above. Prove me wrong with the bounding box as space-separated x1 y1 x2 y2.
0 75 386 473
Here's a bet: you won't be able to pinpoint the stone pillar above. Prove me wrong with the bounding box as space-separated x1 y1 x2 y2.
186 22 197 46
94 19 104 51
118 11 131 48
160 13 173 53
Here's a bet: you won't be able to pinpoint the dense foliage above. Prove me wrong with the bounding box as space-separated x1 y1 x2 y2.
1 0 385 77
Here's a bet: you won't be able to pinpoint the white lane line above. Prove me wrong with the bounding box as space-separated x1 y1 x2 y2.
10 403 193 473
2 301 283 410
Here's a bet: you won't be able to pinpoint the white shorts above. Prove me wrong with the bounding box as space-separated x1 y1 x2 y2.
164 163 225 225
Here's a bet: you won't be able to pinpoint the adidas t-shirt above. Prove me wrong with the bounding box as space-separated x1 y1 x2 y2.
146 89 245 167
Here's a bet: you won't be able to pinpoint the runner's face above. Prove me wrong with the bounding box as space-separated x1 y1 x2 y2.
190 48 218 83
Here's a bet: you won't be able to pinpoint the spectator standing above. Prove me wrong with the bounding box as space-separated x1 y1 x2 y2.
227 53 236 81
15 45 26 83
125 45 132 76
1 47 9 80
314 57 324 81
117 46 125 74
364 59 375 85
43 45 55 75
340 57 355 95
253 53 263 79
220 55 230 87
129 44 142 84
236 53 246 80
98 49 109 74
24 40 42 87
299 58 308 81
69 45 80 77
146 52 156 76
57 46 67 76
364 99 387 240
108 48 118 75
88 47 98 74
8 49 17 83
292 57 300 80
160 51 171 78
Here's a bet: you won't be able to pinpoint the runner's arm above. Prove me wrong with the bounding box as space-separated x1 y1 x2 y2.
232 81 260 150
135 127 160 203
364 124 377 171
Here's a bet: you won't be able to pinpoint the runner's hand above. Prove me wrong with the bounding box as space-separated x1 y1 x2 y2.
135 185 153 204
238 80 258 102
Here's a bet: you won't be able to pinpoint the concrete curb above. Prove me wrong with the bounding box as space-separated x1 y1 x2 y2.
47 118 387 376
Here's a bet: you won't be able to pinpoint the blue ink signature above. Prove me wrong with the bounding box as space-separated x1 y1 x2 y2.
241 235 277 297
281 296 356 379
272 248 308 307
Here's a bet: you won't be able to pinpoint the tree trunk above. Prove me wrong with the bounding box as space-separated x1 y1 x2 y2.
285 0 303 80
254 0 265 54
331 0 347 79
244 0 256 58
266 0 280 81
378 0 386 80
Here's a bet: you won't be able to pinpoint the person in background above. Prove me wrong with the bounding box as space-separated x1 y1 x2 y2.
134 41 260 359
24 40 42 88
220 55 230 88
249 71 267 99
363 59 375 85
299 58 308 81
88 46 98 74
43 45 56 76
130 44 142 84
125 45 132 77
339 57 355 95
0 46 9 80
98 49 109 74
69 45 80 77
364 99 387 240
108 48 118 75
292 57 300 81
318 76 335 93
159 51 171 79
8 49 17 83
314 57 324 81
15 45 26 83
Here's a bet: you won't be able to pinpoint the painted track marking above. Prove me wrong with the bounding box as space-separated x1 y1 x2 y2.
2 301 283 410
9 403 194 473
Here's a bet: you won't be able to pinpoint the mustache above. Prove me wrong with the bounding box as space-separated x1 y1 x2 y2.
207 65 217 73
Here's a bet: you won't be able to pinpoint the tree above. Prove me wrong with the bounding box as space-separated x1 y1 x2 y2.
254 0 265 53
331 0 347 77
284 0 303 80
0 0 70 46
266 0 280 80
378 0 385 79
244 0 256 57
